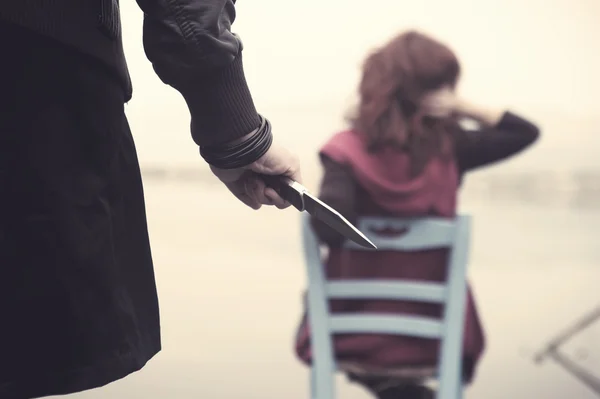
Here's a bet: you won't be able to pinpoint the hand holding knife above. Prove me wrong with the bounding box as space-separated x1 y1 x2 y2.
205 131 375 249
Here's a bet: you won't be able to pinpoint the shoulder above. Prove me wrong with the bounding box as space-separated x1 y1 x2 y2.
319 130 365 164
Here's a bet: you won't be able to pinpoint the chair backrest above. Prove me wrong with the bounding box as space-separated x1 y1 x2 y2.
302 213 471 399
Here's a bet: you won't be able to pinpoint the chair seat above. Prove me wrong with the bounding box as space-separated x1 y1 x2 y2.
338 361 437 381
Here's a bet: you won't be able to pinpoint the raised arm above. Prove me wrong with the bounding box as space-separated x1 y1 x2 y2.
135 0 260 147
452 100 540 173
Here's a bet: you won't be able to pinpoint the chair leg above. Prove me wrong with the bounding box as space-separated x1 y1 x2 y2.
310 367 318 399
311 367 335 399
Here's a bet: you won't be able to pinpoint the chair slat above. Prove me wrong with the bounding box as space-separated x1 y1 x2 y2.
329 314 444 339
326 280 446 303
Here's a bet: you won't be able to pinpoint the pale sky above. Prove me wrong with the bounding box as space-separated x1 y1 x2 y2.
119 0 600 170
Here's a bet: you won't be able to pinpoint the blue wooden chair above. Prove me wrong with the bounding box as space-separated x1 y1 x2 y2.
301 213 472 399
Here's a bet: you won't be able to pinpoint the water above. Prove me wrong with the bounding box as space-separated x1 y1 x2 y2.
56 170 600 399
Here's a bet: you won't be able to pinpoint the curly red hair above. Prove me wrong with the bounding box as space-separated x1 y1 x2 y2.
349 30 460 174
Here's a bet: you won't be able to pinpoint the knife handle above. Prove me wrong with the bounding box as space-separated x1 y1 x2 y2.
260 174 305 211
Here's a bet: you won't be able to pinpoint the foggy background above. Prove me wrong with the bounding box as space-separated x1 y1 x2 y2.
58 0 600 398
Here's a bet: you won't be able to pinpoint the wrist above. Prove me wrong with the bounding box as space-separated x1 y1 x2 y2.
200 115 273 169
453 99 504 126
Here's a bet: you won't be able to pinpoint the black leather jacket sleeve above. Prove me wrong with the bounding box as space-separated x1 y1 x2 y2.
135 0 261 147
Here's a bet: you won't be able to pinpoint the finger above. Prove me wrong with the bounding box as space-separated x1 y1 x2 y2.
243 178 259 205
239 192 262 210
286 155 302 184
265 187 290 209
253 178 270 205
245 176 270 205
227 182 261 210
239 193 262 210
288 167 302 184
263 196 274 206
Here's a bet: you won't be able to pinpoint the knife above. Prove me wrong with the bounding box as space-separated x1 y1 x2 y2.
262 175 377 249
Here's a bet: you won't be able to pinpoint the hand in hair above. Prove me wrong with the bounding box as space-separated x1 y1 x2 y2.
422 87 504 126
420 86 457 118
452 98 505 127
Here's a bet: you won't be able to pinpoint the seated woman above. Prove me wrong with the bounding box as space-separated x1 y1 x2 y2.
294 31 540 399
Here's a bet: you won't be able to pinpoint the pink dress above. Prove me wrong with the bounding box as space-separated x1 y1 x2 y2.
294 130 486 383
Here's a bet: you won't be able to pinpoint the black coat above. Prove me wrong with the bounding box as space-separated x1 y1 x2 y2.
0 0 261 393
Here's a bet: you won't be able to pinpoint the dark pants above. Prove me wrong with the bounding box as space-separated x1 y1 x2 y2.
0 22 161 398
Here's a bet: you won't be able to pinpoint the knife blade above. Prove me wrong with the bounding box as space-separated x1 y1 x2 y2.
262 175 377 249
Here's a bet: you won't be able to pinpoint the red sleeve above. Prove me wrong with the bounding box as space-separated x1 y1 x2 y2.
310 154 358 246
